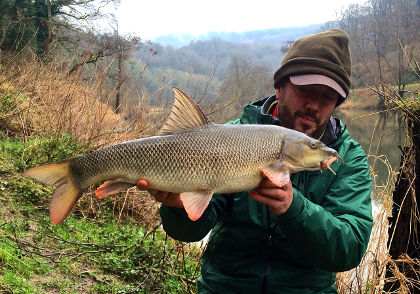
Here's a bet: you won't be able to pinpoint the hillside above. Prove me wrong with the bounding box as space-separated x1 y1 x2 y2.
129 24 326 108
147 24 325 78
153 24 324 47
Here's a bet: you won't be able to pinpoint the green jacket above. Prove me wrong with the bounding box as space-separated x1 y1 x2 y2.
160 96 373 293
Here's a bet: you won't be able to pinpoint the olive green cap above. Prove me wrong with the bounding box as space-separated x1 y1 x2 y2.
274 29 351 105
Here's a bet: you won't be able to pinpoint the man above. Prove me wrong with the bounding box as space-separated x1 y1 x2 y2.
138 29 373 293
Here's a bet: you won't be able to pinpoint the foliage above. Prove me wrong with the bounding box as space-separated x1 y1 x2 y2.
148 38 284 80
0 134 84 172
0 0 120 56
215 56 273 121
0 0 62 55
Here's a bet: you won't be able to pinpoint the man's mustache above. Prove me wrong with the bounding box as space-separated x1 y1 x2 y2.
296 110 320 124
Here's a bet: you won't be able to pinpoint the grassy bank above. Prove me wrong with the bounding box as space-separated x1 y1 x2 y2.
0 57 201 293
0 136 201 293
341 83 419 110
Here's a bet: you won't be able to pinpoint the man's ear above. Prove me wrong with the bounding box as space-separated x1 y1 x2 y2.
275 85 285 99
275 88 280 99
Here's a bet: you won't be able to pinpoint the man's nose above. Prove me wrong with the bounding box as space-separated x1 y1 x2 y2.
303 96 321 111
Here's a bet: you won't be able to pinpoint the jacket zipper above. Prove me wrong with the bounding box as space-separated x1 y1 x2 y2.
260 171 304 293
261 206 273 294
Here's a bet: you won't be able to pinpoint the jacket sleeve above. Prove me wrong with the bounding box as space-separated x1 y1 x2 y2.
159 194 229 242
277 143 373 272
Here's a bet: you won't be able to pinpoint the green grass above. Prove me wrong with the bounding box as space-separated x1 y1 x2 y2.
0 136 200 293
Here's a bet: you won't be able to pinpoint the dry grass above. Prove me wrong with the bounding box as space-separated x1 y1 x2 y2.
72 188 161 229
0 51 167 228
336 154 396 293
336 85 420 293
0 52 164 149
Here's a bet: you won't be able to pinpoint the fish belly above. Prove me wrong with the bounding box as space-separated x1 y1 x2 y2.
71 124 284 194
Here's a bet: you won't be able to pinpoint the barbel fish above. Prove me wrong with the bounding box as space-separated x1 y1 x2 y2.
24 88 343 224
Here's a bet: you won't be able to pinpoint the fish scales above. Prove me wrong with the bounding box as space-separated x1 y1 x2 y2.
71 124 284 194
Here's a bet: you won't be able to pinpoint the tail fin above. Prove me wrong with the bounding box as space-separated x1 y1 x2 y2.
23 159 82 225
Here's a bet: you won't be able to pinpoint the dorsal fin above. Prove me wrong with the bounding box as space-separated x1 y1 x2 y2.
159 88 211 135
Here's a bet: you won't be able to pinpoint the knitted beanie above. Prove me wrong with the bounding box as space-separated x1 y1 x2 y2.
274 29 351 105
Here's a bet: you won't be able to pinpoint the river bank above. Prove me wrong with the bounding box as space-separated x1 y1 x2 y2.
340 84 419 111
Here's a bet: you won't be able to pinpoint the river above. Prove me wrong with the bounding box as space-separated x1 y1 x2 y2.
334 107 404 187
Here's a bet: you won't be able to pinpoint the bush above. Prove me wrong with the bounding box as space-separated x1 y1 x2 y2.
0 133 84 172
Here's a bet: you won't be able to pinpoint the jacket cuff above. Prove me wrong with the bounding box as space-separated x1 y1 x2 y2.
160 204 189 218
276 187 305 225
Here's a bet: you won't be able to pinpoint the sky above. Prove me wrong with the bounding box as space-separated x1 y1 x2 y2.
115 0 367 40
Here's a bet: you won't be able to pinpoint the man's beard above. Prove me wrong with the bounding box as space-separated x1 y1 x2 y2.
276 99 325 138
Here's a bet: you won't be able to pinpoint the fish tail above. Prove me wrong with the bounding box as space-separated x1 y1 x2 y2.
23 159 82 225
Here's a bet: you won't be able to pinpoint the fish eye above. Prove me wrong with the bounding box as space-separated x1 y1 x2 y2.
310 142 317 149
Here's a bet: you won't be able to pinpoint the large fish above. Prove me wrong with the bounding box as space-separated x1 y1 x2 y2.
24 88 343 224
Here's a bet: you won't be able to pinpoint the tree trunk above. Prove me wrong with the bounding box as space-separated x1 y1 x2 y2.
384 115 420 292
44 0 53 55
115 51 123 114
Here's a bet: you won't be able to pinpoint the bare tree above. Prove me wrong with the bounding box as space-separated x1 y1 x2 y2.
215 56 273 121
337 0 419 106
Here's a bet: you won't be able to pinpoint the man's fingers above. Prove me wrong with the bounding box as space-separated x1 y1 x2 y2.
136 179 148 190
148 189 160 196
155 192 184 208
135 179 183 208
255 187 284 198
136 180 169 202
249 191 278 206
153 191 170 202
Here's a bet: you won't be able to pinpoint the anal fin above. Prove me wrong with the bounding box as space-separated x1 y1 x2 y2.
95 181 134 199
180 191 213 221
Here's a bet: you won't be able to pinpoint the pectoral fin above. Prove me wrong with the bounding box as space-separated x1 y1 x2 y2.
262 163 290 187
180 191 213 221
95 181 134 199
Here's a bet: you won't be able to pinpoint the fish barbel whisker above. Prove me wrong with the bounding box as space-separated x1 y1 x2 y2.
326 164 336 175
337 154 345 165
322 154 345 175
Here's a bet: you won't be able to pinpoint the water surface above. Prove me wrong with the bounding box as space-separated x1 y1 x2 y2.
334 107 404 186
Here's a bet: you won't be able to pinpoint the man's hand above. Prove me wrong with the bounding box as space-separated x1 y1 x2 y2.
248 175 293 216
136 179 184 208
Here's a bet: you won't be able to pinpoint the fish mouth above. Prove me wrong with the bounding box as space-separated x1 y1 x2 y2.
320 154 345 175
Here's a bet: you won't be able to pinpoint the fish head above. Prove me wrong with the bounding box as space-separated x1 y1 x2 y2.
282 133 343 173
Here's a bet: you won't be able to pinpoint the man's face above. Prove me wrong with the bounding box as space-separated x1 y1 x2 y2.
276 81 339 138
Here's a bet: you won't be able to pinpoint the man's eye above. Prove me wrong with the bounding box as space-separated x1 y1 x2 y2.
324 95 337 101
